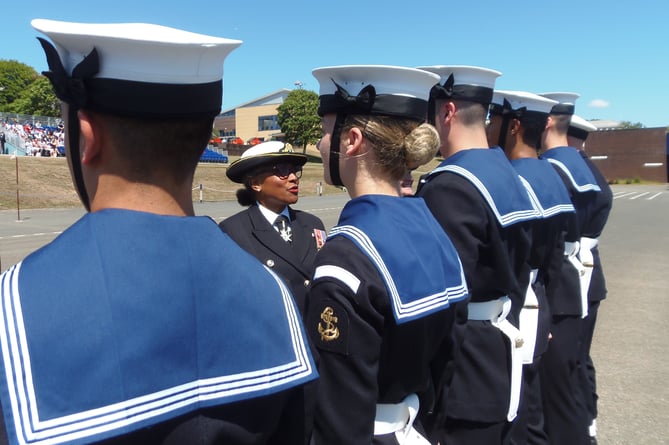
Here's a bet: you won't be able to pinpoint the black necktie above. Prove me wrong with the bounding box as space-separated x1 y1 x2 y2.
274 215 292 244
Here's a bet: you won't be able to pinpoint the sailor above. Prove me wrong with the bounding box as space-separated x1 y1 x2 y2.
0 19 317 445
414 65 542 445
488 90 576 445
567 115 613 445
306 65 469 444
538 92 602 445
221 141 326 313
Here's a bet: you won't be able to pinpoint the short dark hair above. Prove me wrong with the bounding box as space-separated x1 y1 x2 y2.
437 98 488 127
102 113 213 184
520 116 547 149
549 114 571 134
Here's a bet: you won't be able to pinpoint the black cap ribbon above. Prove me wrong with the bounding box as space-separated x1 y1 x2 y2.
427 74 454 124
429 73 455 101
323 81 376 189
38 37 99 108
36 37 99 211
332 80 376 114
503 98 527 119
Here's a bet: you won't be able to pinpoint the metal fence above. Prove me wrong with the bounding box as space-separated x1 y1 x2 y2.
1 112 62 129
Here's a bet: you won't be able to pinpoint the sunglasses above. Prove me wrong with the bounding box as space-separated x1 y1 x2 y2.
261 163 303 179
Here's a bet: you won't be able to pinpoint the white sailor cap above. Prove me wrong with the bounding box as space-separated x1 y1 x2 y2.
312 65 441 121
31 19 242 118
568 114 597 140
539 92 580 116
490 90 558 118
417 65 502 105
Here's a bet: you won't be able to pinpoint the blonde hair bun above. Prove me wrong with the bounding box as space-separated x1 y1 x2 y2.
404 123 440 169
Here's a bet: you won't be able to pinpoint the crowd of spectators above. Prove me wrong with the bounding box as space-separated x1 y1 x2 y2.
1 117 65 157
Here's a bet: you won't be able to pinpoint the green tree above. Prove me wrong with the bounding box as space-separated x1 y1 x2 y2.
0 60 40 110
276 89 321 153
7 76 60 117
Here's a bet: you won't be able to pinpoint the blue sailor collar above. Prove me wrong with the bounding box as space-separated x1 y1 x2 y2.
330 195 468 324
511 158 575 218
539 146 601 193
0 210 316 445
425 147 542 227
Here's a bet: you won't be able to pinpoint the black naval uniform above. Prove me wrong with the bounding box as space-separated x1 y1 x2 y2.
507 158 576 445
539 146 602 445
220 205 325 313
577 152 613 431
416 147 540 445
305 195 468 445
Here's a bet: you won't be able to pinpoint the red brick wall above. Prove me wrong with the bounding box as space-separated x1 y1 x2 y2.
583 127 667 183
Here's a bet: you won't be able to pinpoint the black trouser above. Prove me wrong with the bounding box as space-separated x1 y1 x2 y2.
436 418 509 445
509 359 549 445
539 315 589 445
579 301 600 427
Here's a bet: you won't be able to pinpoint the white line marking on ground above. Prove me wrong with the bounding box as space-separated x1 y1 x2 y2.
613 192 637 199
629 192 650 200
0 231 62 240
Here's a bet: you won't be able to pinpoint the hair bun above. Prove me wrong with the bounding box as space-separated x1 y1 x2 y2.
404 123 440 169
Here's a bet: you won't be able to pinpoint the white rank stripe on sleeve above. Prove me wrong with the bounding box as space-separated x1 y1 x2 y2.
314 265 361 294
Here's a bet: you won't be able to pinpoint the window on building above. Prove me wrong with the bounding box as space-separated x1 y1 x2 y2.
258 115 280 131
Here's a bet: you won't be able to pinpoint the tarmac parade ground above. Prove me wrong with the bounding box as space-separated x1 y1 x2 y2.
0 184 667 444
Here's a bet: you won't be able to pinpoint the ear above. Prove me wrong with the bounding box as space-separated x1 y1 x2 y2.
344 126 364 157
544 115 554 130
250 176 263 192
510 119 521 135
443 101 456 124
77 110 102 165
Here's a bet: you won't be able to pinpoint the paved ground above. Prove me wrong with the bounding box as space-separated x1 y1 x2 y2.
0 184 667 444
589 184 669 445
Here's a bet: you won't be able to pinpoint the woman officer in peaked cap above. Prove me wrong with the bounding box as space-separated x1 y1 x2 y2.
221 141 326 313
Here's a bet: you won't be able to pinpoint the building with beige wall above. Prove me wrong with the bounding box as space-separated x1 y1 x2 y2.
213 89 290 144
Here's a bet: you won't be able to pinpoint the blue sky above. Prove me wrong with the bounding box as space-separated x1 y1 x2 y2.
2 0 668 127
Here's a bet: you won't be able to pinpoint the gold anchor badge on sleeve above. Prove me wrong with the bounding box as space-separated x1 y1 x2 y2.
318 306 340 341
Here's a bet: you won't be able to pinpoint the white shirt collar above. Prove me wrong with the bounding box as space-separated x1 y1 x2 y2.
256 202 290 226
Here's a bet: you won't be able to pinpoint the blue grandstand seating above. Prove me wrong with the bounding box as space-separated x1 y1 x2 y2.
200 148 228 163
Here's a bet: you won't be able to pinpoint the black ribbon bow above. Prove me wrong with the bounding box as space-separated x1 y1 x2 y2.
503 98 526 119
37 37 100 108
332 80 376 113
441 73 455 95
429 73 455 101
